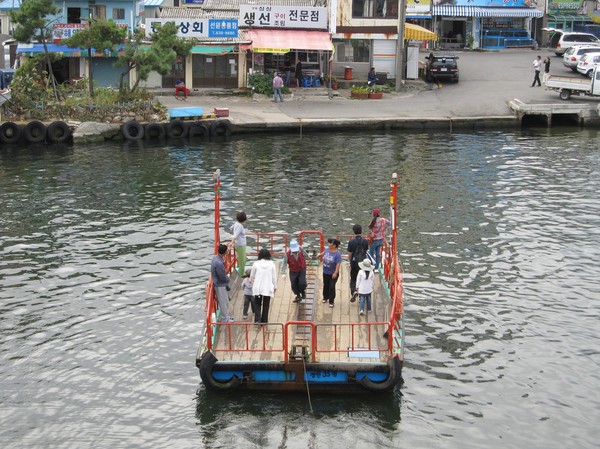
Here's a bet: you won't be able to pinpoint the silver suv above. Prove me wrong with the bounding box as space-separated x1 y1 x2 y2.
546 29 600 56
563 45 600 71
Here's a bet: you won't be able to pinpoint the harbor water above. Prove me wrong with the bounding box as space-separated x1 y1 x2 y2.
1 129 599 448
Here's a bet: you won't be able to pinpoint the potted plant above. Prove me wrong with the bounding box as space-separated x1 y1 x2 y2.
351 85 369 99
331 76 338 90
368 85 384 99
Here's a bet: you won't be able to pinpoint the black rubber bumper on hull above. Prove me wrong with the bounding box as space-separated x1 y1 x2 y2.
198 352 403 393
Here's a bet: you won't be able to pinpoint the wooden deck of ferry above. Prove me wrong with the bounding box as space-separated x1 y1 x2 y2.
197 171 404 393
212 260 391 364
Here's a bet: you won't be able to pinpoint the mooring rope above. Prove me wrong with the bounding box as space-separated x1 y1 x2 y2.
302 350 314 414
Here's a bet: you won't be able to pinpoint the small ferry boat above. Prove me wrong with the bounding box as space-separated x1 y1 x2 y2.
196 171 405 393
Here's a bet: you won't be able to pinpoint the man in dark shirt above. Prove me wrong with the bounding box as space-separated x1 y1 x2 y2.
211 243 233 322
347 224 369 302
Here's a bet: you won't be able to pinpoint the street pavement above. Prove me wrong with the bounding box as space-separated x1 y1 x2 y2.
156 48 594 126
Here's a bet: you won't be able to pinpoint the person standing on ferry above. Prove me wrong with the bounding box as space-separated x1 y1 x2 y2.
230 211 247 277
283 239 308 303
211 243 233 322
321 238 342 308
368 208 390 270
251 248 277 323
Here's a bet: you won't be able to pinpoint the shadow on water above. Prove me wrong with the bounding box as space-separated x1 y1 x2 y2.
194 385 402 446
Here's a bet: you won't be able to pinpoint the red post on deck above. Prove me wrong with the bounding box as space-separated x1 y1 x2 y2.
213 169 221 253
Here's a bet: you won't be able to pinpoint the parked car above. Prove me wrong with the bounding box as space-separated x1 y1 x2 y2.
576 52 600 77
424 52 459 83
546 29 600 56
563 45 600 71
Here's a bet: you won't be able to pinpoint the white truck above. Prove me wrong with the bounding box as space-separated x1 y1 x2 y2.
546 67 600 100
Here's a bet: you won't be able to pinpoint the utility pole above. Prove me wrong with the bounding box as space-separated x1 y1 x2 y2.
395 0 407 92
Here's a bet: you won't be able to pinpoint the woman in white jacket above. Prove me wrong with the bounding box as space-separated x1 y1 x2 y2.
250 248 278 323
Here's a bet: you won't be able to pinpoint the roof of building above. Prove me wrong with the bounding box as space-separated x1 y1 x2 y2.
0 0 22 10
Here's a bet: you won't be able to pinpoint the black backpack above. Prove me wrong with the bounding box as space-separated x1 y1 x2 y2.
353 236 367 263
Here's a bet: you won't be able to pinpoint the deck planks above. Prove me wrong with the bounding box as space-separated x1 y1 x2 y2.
213 260 390 364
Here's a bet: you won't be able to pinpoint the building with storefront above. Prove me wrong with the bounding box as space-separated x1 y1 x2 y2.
432 1 543 50
144 1 332 89
332 0 437 80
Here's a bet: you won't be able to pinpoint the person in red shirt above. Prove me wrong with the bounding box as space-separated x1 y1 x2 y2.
283 239 307 303
175 79 190 99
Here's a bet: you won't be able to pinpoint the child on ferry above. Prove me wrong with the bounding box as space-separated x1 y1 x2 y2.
356 257 375 316
242 269 254 320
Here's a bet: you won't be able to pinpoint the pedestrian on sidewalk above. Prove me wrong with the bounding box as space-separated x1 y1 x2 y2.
295 59 303 88
367 67 379 86
273 73 284 103
531 55 542 87
542 56 551 84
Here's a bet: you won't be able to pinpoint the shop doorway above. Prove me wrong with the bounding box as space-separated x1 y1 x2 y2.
440 19 466 49
192 55 238 88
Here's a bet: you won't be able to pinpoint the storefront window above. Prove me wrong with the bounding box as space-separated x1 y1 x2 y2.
352 0 398 18
334 39 371 63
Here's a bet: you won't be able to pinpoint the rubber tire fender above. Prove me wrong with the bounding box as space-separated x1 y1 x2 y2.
188 123 210 139
122 120 144 140
198 351 242 390
209 120 232 137
358 356 402 392
167 120 188 138
46 121 71 143
23 120 47 143
0 122 22 144
144 123 166 140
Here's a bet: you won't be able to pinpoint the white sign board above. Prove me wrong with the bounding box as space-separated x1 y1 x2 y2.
146 18 238 38
239 5 327 30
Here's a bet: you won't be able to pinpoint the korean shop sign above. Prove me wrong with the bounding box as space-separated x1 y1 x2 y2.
239 5 327 30
146 18 239 38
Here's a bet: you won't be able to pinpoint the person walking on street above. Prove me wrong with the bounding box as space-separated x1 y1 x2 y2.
251 249 277 323
273 73 284 103
543 56 551 84
283 239 308 303
368 208 390 270
230 211 247 277
347 224 369 302
211 243 233 322
356 258 375 316
531 55 542 87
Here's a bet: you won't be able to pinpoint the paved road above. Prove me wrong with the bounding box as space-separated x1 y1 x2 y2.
157 48 594 125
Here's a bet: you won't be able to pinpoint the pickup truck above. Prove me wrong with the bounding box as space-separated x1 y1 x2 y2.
546 67 600 100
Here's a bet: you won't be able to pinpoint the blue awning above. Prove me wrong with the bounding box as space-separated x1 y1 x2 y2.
17 43 83 54
433 6 542 18
407 15 432 19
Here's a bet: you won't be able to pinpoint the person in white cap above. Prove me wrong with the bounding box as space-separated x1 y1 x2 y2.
356 258 375 316
283 239 308 303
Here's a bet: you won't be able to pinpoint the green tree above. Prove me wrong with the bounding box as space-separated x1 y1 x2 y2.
63 19 127 98
116 22 193 95
9 0 60 100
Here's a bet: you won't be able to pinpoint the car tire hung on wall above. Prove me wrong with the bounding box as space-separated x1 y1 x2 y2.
122 120 144 140
23 120 47 143
167 120 188 138
0 122 21 144
188 123 210 139
144 123 166 140
46 121 72 143
209 120 232 137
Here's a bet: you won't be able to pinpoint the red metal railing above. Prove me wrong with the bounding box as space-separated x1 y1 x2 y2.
202 172 404 361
